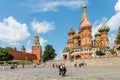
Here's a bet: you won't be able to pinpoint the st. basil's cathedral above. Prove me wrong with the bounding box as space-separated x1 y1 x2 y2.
61 4 110 60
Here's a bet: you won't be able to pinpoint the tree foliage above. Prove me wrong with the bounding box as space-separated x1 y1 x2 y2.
5 46 17 51
0 47 14 62
109 49 116 55
96 50 105 56
42 44 57 62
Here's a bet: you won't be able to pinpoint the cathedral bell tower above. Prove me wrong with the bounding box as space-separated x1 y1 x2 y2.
32 32 42 63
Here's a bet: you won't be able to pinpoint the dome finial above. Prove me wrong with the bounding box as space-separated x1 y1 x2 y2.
82 4 88 21
68 28 75 35
82 4 87 11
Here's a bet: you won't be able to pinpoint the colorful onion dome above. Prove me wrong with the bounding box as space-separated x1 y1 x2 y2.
80 4 92 29
67 39 73 43
63 47 70 52
98 27 101 32
80 20 92 29
99 23 110 32
94 31 101 37
68 28 75 35
105 25 110 31
73 33 80 39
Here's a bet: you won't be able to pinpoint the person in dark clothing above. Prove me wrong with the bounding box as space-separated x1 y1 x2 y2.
58 63 63 76
79 63 82 67
33 63 36 68
52 63 55 68
74 63 77 67
62 64 67 76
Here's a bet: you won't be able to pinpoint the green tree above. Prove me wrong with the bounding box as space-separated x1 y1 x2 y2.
0 47 14 62
5 46 17 50
109 49 116 56
42 44 57 62
14 47 17 51
109 49 116 54
96 50 105 56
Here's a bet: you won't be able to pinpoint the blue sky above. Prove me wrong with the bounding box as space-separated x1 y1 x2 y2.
0 0 120 59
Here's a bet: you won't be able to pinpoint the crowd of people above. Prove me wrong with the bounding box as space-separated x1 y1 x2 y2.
74 62 87 68
1 62 89 78
52 62 87 77
52 63 67 77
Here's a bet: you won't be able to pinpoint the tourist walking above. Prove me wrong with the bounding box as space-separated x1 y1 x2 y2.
10 64 14 69
33 63 36 68
58 63 63 76
52 63 55 68
22 63 24 68
62 64 67 76
74 63 77 67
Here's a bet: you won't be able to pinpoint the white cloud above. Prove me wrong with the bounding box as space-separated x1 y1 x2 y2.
0 16 30 46
109 33 116 47
31 20 55 33
26 40 33 53
115 0 120 12
107 0 120 31
39 37 47 49
9 42 20 46
107 12 120 31
23 0 88 12
101 17 108 22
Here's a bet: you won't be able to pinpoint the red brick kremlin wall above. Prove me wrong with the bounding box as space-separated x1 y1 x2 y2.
6 49 37 62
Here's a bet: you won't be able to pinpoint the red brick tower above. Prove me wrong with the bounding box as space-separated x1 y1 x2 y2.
32 32 42 63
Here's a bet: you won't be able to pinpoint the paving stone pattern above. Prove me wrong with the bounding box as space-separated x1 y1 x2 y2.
0 65 120 80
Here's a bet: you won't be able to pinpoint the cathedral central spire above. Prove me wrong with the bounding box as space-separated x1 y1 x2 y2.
82 4 88 21
80 4 92 29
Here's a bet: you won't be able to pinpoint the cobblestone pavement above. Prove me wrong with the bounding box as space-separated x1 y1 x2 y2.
0 65 120 80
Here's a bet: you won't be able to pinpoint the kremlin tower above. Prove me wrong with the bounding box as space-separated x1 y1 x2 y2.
32 32 42 63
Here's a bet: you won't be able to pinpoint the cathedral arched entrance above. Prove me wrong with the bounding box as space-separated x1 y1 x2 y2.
63 54 67 60
75 55 81 59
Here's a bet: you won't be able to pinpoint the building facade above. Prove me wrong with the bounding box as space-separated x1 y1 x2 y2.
6 32 42 63
61 4 110 60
